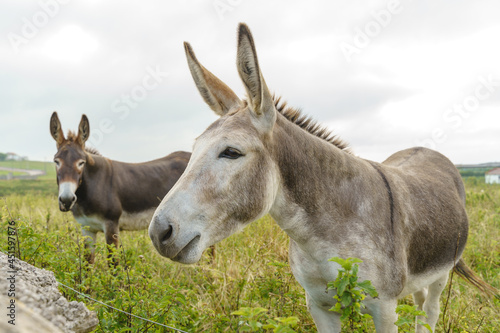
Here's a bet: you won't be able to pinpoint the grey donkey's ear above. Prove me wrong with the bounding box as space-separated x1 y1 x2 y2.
50 112 65 148
77 114 90 146
184 42 241 116
236 23 276 129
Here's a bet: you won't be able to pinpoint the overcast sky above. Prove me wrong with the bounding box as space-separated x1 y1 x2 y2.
1 0 499 165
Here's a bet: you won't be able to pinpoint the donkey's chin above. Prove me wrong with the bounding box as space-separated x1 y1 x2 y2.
171 235 203 264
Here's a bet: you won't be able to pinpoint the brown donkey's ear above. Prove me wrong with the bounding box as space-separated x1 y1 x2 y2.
184 42 241 116
50 112 65 147
236 23 276 129
77 114 90 146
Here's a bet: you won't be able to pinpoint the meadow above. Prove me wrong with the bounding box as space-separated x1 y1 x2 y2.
0 160 56 180
1 175 499 332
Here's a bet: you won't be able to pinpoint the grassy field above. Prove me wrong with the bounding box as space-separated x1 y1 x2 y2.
1 177 499 332
0 160 57 196
0 170 26 177
0 160 56 180
0 179 57 197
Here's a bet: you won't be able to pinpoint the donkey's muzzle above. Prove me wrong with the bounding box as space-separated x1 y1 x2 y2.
149 214 201 263
58 181 77 212
59 194 76 212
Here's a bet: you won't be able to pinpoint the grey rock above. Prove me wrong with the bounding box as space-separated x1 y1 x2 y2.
0 252 98 333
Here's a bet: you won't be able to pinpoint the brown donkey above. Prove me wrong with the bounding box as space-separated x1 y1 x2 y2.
50 112 190 264
149 24 498 332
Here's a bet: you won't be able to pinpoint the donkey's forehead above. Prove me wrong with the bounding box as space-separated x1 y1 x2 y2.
198 108 261 142
55 142 86 159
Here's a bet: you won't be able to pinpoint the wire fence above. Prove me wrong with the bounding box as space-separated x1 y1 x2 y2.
57 281 190 333
3 211 190 332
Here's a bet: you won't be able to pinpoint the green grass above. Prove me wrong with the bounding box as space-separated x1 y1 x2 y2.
0 180 57 197
0 170 26 176
1 180 499 332
0 160 57 196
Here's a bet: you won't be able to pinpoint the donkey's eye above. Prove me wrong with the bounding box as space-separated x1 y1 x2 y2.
54 159 61 168
219 147 243 159
77 160 86 168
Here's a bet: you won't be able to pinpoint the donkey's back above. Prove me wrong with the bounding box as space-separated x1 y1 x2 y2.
383 146 466 203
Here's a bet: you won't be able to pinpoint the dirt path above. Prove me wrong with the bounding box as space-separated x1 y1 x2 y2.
0 166 45 176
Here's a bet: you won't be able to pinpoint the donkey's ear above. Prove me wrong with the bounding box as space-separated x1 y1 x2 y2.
236 23 275 127
77 114 90 145
184 42 241 116
50 112 65 147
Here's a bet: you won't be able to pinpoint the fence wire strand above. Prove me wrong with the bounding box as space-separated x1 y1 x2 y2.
57 281 189 333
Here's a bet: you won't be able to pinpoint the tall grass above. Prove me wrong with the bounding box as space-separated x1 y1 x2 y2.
1 179 498 332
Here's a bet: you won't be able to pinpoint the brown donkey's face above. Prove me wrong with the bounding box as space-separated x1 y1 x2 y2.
149 24 280 264
50 112 90 212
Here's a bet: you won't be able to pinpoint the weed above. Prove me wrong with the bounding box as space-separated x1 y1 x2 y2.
231 307 299 332
395 304 432 332
327 257 377 332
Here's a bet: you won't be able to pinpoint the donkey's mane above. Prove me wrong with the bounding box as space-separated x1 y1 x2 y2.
66 130 101 156
84 146 101 156
273 96 351 153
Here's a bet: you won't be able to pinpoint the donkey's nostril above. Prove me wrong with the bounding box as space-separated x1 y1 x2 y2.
59 195 76 211
160 225 173 245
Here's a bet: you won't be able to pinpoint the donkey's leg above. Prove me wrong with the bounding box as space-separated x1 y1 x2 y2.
82 228 97 264
207 244 216 263
418 273 448 332
306 292 341 333
366 298 398 333
104 221 120 266
413 288 427 310
413 287 428 331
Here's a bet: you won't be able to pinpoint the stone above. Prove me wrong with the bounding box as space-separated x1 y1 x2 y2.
0 252 98 333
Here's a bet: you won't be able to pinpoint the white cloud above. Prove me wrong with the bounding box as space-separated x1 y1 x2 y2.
42 25 99 64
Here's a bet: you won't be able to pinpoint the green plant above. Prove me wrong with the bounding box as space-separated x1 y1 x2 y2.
263 316 299 333
231 307 299 332
395 304 432 332
232 307 268 331
327 257 378 331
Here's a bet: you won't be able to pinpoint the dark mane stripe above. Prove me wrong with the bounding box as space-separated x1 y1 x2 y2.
85 146 101 156
273 96 351 153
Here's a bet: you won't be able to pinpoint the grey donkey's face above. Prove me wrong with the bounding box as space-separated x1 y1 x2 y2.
149 24 280 263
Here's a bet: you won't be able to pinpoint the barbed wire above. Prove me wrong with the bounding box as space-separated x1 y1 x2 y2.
57 281 190 333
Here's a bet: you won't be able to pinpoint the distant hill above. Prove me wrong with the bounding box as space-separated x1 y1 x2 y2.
455 162 499 179
455 162 500 169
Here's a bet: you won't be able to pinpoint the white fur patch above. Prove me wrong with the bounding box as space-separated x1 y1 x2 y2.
119 208 156 231
75 208 156 233
58 181 77 199
75 215 105 233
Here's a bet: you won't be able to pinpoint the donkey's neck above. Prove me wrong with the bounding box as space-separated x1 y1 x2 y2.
78 155 112 196
268 113 379 248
